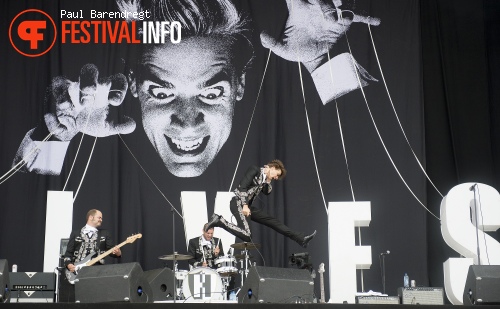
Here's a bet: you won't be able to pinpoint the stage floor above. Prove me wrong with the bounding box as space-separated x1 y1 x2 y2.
1 303 498 309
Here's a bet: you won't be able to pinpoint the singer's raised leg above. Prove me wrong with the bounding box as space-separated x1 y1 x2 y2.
206 198 252 242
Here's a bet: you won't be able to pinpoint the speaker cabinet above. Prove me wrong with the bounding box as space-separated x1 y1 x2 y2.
463 265 500 305
0 260 9 303
238 266 314 304
144 268 175 301
75 262 152 303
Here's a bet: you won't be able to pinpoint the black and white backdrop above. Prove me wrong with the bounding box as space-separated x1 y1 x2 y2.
0 0 499 301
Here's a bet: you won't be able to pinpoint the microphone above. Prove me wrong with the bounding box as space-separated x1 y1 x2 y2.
469 184 477 191
380 250 390 255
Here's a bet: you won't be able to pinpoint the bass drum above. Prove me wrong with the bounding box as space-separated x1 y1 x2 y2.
182 267 224 301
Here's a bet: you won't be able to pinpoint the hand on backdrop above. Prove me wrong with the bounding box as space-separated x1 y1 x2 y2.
260 0 380 73
44 63 136 141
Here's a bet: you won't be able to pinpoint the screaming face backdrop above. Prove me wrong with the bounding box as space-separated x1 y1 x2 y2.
3 0 493 300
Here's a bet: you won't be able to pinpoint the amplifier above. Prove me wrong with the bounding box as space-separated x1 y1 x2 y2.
356 296 399 304
9 272 55 291
398 287 444 305
9 272 55 303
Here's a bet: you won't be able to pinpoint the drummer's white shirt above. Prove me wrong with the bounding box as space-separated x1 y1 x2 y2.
201 236 212 248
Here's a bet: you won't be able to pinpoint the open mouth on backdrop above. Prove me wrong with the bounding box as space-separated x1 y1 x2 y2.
165 135 210 156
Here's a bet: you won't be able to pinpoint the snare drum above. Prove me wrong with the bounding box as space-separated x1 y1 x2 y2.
214 255 238 277
182 267 224 301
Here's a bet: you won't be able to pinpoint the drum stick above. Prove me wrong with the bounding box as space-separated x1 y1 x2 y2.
216 238 221 256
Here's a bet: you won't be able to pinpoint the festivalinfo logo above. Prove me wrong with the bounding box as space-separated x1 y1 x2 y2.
9 8 182 57
9 9 57 57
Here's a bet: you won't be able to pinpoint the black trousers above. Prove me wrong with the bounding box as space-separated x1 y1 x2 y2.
221 198 303 244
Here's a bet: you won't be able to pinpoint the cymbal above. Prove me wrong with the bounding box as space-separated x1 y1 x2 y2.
231 242 261 250
234 254 253 260
158 253 193 261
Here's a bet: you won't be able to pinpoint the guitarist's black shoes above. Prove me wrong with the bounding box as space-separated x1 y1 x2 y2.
300 230 317 248
205 214 221 232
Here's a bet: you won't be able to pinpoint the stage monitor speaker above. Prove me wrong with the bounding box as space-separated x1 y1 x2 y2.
463 265 500 305
75 262 152 303
0 260 10 303
238 266 314 304
398 287 444 305
144 268 175 301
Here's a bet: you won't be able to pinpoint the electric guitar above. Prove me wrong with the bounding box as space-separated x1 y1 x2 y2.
318 262 325 303
65 233 142 284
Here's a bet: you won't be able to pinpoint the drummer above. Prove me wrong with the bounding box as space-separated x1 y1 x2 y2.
187 223 224 269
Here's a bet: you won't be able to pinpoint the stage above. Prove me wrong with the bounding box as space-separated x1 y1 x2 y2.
1 303 498 309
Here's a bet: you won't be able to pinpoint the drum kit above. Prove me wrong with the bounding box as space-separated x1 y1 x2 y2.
158 242 260 301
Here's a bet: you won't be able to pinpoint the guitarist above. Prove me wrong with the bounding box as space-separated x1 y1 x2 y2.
61 209 121 302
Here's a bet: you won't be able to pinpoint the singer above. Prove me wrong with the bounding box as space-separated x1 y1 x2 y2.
187 223 223 268
205 160 316 247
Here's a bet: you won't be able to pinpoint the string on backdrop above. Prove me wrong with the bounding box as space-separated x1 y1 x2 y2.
229 49 273 191
63 106 97 192
337 12 440 221
73 137 97 201
117 134 183 219
290 0 329 215
366 23 444 198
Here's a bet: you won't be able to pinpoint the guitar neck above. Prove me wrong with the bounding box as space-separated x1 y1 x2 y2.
318 262 325 303
86 239 127 266
320 273 325 303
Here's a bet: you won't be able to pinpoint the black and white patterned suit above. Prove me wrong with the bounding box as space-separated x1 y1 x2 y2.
63 227 120 268
217 165 307 245
187 236 224 269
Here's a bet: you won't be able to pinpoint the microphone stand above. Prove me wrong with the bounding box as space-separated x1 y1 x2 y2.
169 200 185 303
381 254 387 294
171 206 177 303
471 185 481 265
161 198 184 303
